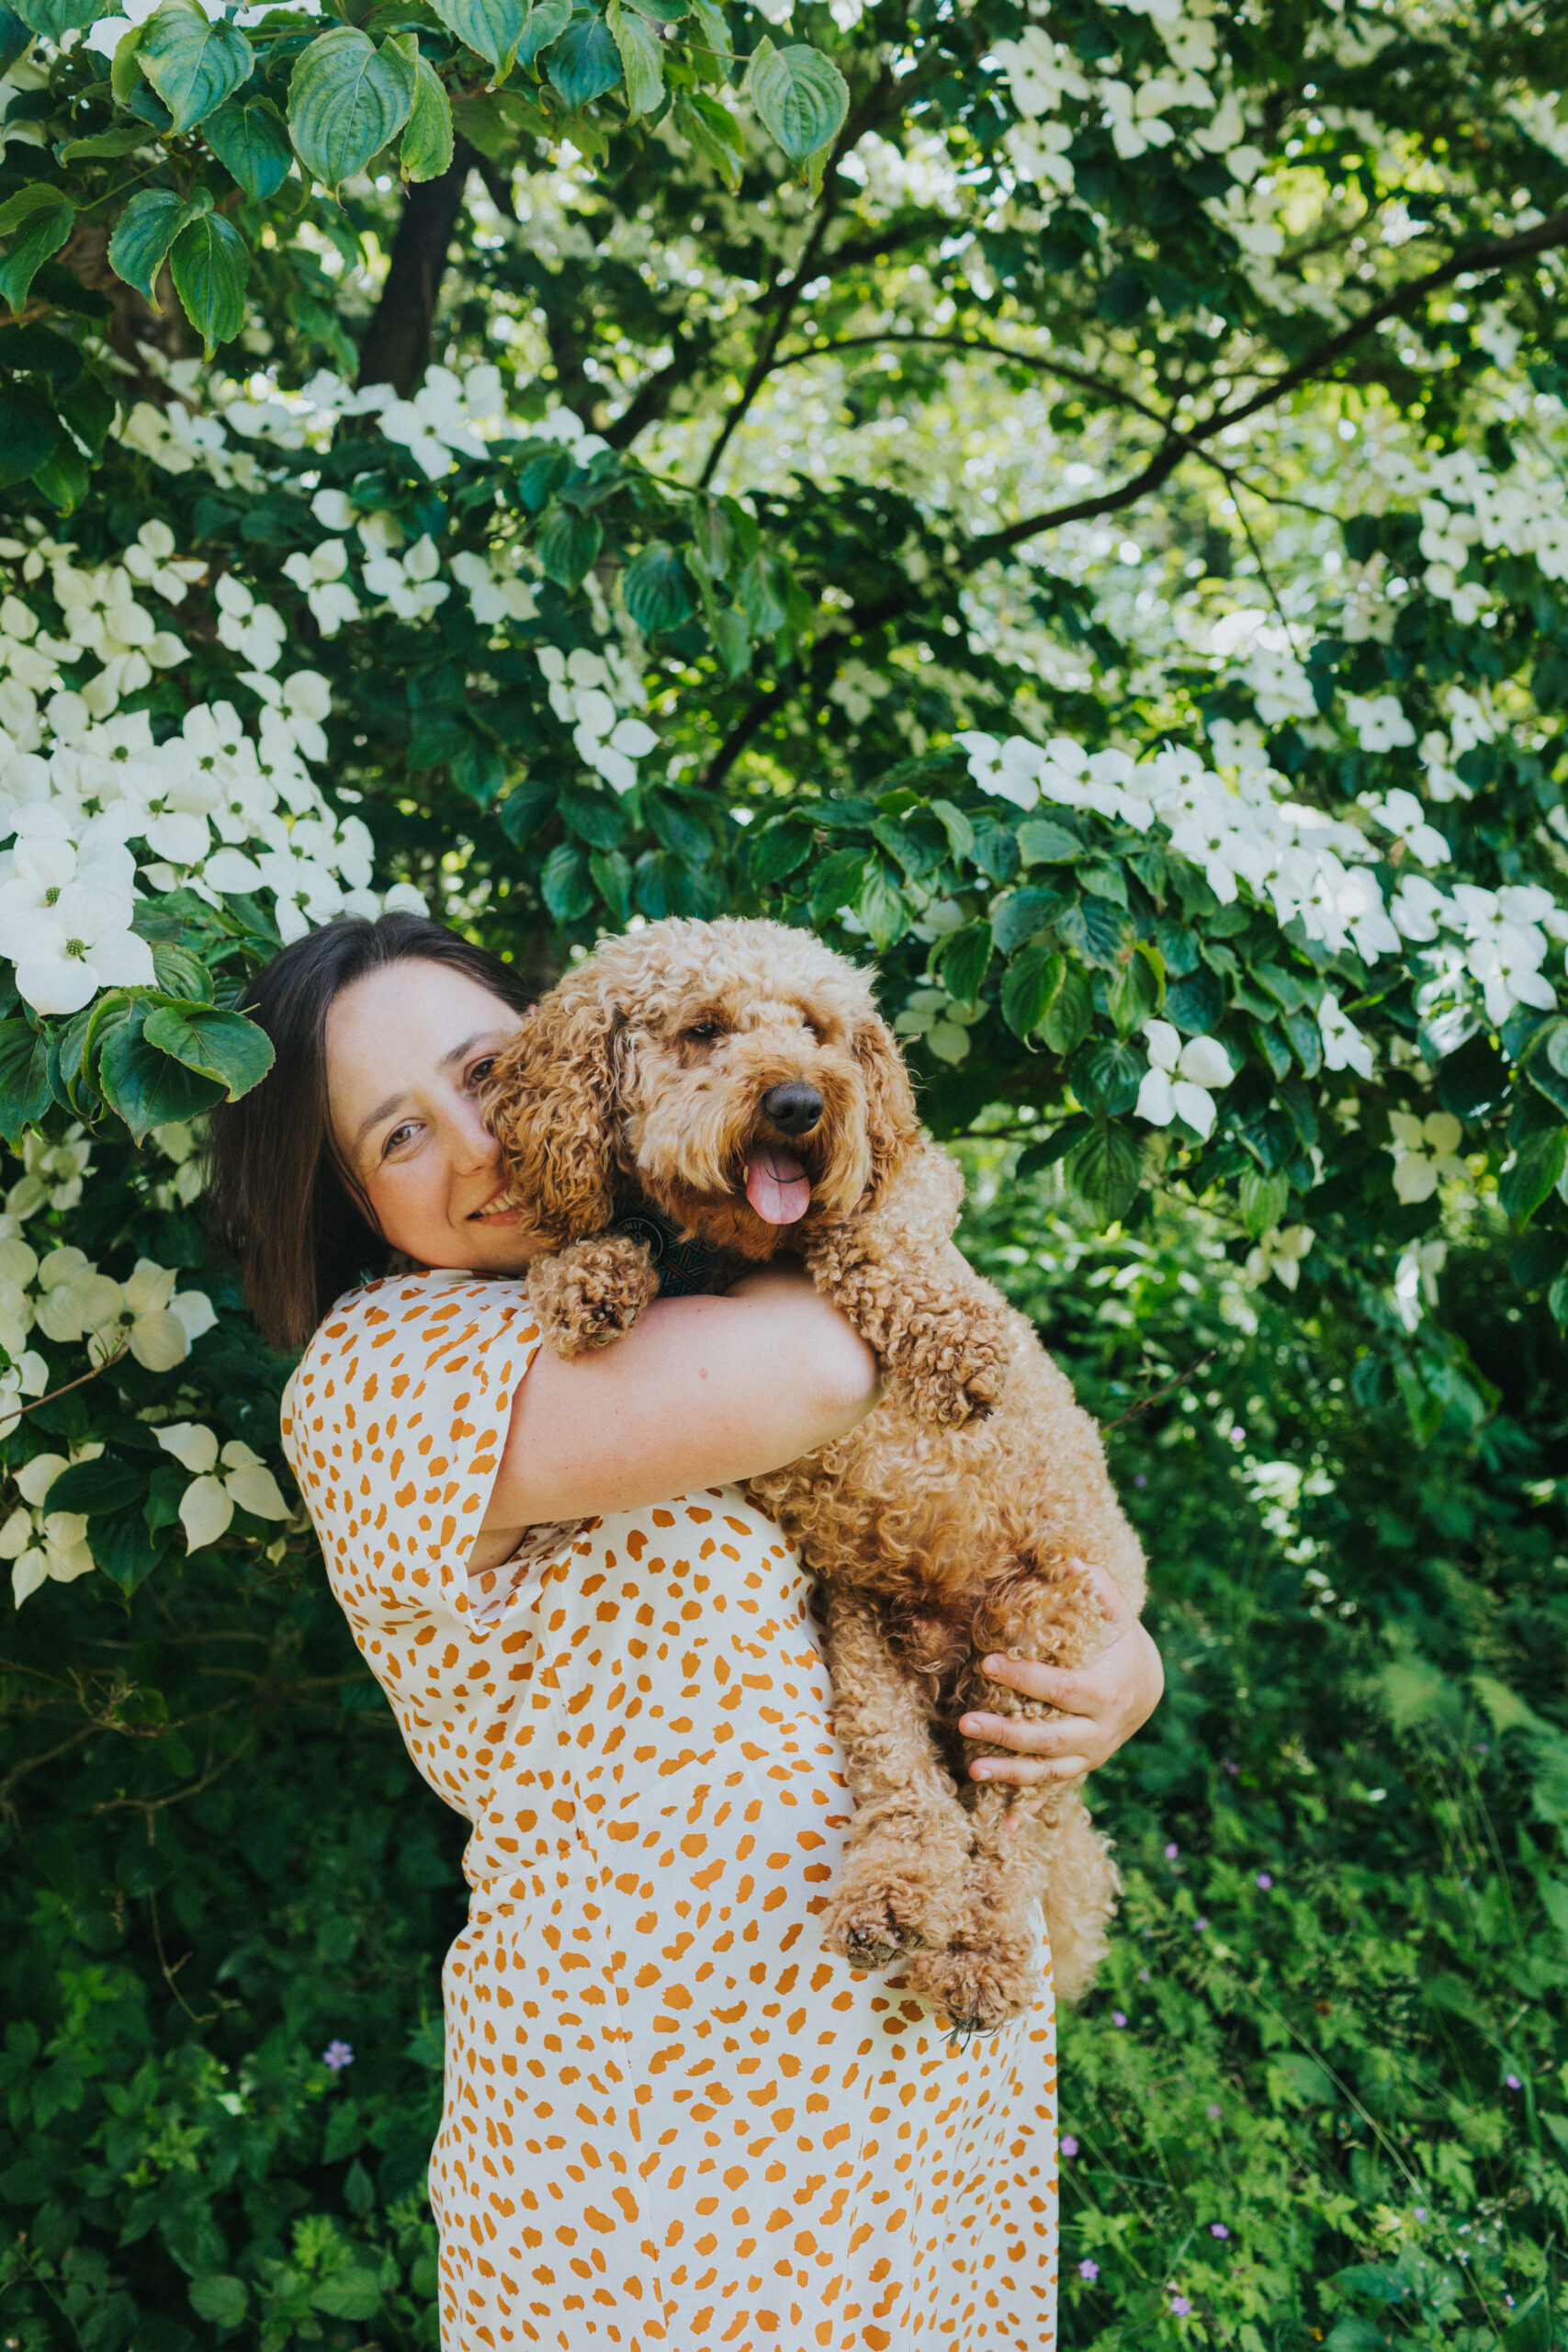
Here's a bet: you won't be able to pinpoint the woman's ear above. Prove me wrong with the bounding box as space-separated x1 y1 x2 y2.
853 1006 922 1203
483 976 623 1248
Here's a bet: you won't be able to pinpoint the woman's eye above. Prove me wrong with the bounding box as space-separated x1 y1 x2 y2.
468 1056 497 1087
382 1122 420 1157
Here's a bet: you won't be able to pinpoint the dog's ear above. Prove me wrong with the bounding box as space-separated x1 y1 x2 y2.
483 974 623 1247
852 1004 921 1201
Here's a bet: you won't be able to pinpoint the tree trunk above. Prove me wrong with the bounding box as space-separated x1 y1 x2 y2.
356 139 478 397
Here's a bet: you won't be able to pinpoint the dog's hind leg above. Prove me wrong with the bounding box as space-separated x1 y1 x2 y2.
899 1783 1051 2039
818 1587 971 1973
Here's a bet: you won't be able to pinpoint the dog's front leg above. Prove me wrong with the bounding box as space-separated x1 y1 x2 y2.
817 1584 971 1972
528 1233 661 1357
805 1223 1012 1427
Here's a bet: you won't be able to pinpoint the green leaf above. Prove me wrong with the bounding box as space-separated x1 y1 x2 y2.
993 886 1067 956
750 819 813 886
606 0 662 114
540 842 593 922
57 125 153 161
854 862 907 952
137 0 253 132
0 6 28 73
933 919 992 1008
1164 964 1224 1036
94 1509 170 1598
711 605 750 678
100 1023 226 1143
204 96 295 200
1040 963 1092 1056
928 798 975 862
169 212 249 358
189 2277 249 2331
0 1020 54 1146
107 187 197 307
141 1005 275 1100
310 2271 383 2324
1500 1126 1567 1224
44 1455 142 1519
536 503 603 588
1066 1119 1144 1226
1240 1167 1290 1239
0 194 73 319
748 39 847 162
32 435 89 514
622 540 693 634
1076 1037 1142 1116
1001 945 1063 1041
675 91 743 188
589 846 632 923
547 14 623 106
1016 815 1080 865
288 25 414 192
0 384 60 491
1106 943 1160 1036
8 0 96 33
111 16 147 98
514 0 570 66
688 0 729 65
738 549 786 636
425 0 528 76
397 41 455 178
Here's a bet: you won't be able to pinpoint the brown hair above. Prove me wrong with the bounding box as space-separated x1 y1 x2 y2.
205 913 536 1351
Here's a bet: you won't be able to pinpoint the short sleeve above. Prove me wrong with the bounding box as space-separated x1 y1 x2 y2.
281 1270 541 1618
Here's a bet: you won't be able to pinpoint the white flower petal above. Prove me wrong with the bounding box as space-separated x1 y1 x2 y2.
180 1474 234 1553
1171 1080 1217 1138
1142 1020 1181 1074
1136 1067 1177 1125
223 1462 289 1520
128 1309 191 1373
155 1419 220 1476
1177 1036 1235 1090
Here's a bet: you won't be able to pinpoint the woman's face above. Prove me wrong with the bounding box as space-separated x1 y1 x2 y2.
325 959 531 1272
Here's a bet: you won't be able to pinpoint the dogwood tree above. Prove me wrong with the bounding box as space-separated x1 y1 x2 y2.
0 0 1564 1609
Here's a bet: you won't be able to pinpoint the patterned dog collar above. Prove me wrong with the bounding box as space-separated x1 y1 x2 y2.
611 1198 728 1298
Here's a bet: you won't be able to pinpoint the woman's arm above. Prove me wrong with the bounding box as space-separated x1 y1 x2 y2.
484 1265 881 1530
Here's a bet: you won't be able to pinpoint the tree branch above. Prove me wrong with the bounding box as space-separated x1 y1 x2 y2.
356 138 478 397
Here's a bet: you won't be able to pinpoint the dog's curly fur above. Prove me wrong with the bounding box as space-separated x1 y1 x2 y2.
483 916 1147 2030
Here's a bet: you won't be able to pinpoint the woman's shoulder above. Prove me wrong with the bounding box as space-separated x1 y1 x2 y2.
293 1267 536 1397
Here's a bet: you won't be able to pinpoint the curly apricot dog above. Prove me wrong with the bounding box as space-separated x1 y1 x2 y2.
483 916 1147 2030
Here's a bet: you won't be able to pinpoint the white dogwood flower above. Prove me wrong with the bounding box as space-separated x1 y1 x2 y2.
1345 693 1416 753
1246 1225 1314 1291
5 1442 104 1605
1318 990 1374 1078
1386 1111 1467 1204
1136 1019 1235 1138
154 1421 291 1553
33 1249 124 1345
281 542 361 636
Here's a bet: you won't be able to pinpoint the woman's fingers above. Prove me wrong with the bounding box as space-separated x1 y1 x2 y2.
969 1750 1092 1784
959 1707 1085 1753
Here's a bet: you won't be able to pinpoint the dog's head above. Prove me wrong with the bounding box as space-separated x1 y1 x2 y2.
482 916 920 1255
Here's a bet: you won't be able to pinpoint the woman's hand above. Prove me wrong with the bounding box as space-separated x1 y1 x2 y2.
959 1561 1163 1784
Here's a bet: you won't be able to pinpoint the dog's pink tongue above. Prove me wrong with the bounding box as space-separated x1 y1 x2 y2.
745 1148 810 1225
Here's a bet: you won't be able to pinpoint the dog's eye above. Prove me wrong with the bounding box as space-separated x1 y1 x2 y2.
683 1021 724 1044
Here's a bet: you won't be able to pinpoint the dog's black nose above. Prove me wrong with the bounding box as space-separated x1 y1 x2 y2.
761 1081 825 1136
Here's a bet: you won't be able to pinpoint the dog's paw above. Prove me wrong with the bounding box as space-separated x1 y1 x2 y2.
532 1238 660 1358
821 1837 965 1973
900 1936 1043 2039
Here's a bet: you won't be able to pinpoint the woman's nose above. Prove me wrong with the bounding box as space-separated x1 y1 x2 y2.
448 1098 501 1171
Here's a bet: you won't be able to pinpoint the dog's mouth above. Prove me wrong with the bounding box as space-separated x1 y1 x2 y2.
744 1146 811 1225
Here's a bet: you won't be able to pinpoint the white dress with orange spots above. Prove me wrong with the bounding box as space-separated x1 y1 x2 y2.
281 1269 1058 2352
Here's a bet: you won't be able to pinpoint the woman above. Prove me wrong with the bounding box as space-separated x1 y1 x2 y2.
209 911 1163 2352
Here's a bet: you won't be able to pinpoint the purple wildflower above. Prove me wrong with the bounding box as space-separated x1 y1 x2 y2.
1210 2223 1230 2240
1223 1758 1239 1777
1256 1872 1273 1890
1170 2294 1192 2317
321 2040 355 2075
1134 1474 1147 1487
1061 2135 1078 2158
1206 2104 1221 2119
1195 1917 1209 1932
1078 2258 1100 2281
1415 2208 1427 2222
1112 2010 1128 2027
1164 1842 1179 1860
1506 2073 1522 2089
